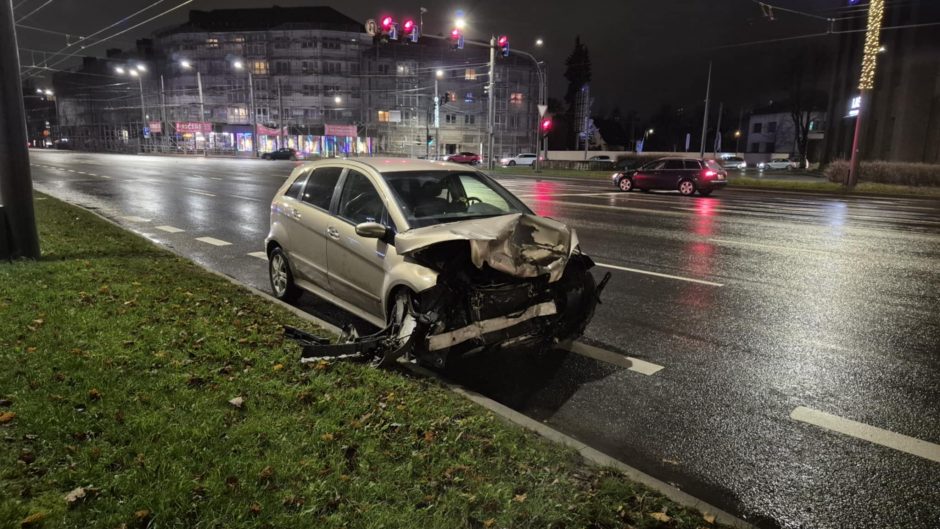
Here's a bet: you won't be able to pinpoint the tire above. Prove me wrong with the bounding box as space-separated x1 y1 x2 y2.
508 160 516 166
698 189 713 197
678 179 696 196
269 247 301 302
618 176 633 192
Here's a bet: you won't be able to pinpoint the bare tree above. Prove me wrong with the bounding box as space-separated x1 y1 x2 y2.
788 46 829 169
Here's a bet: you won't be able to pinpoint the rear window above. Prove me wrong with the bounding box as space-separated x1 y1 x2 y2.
683 160 701 170
664 160 685 170
301 166 343 210
285 172 309 199
704 159 723 171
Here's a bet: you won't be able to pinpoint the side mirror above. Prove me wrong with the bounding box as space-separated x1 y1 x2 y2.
355 221 389 240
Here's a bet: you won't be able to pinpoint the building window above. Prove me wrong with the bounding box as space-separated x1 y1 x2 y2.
301 38 316 49
205 38 219 49
378 111 390 122
349 63 360 75
304 108 320 120
232 36 246 44
752 122 762 133
749 142 759 153
464 115 475 125
301 61 315 75
302 84 320 96
464 68 477 80
251 60 269 75
324 84 340 94
764 142 775 152
274 61 290 75
247 42 265 56
322 38 341 50
445 114 457 124
377 64 390 75
273 37 290 49
767 121 777 133
253 78 268 93
510 93 524 104
325 62 342 75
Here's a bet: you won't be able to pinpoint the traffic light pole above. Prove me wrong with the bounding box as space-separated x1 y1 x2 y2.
487 36 496 170
0 0 41 259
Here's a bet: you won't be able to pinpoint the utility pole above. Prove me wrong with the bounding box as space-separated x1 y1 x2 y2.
160 74 167 152
0 0 40 259
847 0 884 187
196 70 205 124
713 101 723 156
248 69 258 158
487 35 496 170
699 61 712 158
434 72 440 160
277 78 283 150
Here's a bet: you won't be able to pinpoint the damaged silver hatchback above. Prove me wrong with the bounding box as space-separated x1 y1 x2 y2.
266 159 609 367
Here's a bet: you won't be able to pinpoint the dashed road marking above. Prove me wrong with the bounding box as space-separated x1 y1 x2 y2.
121 216 151 223
567 342 664 375
77 171 87 175
790 406 940 463
595 262 724 287
99 175 111 179
709 238 834 256
195 236 231 246
184 187 216 197
247 251 268 260
231 194 263 202
155 225 185 233
210 177 223 181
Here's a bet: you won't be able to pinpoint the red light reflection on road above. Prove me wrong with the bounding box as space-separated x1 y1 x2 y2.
530 180 559 217
681 197 719 308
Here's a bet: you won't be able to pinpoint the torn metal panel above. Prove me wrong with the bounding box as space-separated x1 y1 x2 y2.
395 213 578 282
427 301 557 351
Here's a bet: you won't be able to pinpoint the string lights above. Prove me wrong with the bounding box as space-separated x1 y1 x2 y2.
858 0 885 90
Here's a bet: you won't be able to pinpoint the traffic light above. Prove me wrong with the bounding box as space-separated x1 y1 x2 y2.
402 19 419 43
442 92 451 104
450 28 464 50
498 35 509 57
381 16 398 40
540 117 553 134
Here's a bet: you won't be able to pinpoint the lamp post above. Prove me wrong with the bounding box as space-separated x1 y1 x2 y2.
116 64 147 151
512 47 546 171
234 60 258 158
435 69 443 159
180 60 205 125
37 88 58 143
847 0 885 188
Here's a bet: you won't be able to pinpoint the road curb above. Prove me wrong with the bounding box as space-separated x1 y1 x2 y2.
42 192 755 529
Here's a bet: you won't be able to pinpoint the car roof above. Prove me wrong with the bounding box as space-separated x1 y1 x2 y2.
298 157 468 174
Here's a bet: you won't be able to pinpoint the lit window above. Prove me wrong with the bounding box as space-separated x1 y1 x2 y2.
464 68 477 80
252 60 269 75
510 93 524 104
378 111 390 122
206 38 219 49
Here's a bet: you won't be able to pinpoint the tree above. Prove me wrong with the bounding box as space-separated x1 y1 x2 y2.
788 46 829 168
563 36 592 110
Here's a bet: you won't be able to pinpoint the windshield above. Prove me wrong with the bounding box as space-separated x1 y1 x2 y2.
382 170 531 228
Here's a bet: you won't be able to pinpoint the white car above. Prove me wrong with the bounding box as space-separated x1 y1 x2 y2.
500 153 538 167
720 156 747 170
758 158 798 171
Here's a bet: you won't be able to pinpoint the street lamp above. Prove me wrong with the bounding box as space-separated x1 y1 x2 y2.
114 66 125 75
180 59 205 124
233 59 258 158
116 65 146 124
535 38 544 47
734 129 742 153
334 96 342 104
454 17 466 30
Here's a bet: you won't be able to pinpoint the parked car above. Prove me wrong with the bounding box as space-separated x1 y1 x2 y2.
588 155 611 162
266 159 607 368
500 153 538 167
720 156 747 170
446 152 482 165
612 157 727 196
758 158 797 171
262 148 300 160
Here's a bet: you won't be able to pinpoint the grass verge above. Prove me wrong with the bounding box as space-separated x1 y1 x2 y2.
727 177 940 198
1 195 728 528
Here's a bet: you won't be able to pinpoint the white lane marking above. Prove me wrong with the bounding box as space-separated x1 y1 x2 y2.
77 171 88 175
195 236 232 246
121 216 151 223
595 262 724 287
790 406 940 463
99 175 111 179
247 251 268 260
67 169 76 173
709 238 833 256
210 177 223 181
567 342 664 375
155 225 185 233
516 192 624 199
230 194 263 202
88 173 98 177
184 187 216 197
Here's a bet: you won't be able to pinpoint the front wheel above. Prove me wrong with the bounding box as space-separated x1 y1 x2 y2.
618 176 633 192
269 248 302 302
508 160 516 166
678 179 696 196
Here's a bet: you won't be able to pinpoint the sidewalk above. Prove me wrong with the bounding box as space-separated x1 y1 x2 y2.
0 194 737 529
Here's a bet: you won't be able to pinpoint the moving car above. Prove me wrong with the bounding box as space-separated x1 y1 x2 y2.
262 148 300 160
612 157 727 196
720 156 747 170
500 153 537 167
758 158 797 171
446 152 482 165
266 159 607 368
588 155 611 162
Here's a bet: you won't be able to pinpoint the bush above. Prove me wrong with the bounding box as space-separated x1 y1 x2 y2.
825 160 940 187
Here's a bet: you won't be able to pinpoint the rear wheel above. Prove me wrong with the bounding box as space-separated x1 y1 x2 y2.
269 247 301 302
618 176 633 192
678 179 696 196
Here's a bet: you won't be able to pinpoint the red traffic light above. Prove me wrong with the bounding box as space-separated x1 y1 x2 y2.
403 19 415 33
451 28 461 39
540 118 553 132
381 16 394 29
498 35 508 47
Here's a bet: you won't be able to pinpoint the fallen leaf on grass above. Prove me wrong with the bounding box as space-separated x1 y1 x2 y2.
249 502 262 515
228 396 244 409
65 487 87 505
662 458 680 466
258 466 274 480
134 509 151 521
321 433 335 442
272 363 284 372
703 512 717 524
0 412 16 424
88 388 102 401
512 493 527 503
21 512 45 527
650 512 672 522
483 519 496 528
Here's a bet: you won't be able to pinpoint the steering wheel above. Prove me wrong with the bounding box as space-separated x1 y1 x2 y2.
464 196 483 206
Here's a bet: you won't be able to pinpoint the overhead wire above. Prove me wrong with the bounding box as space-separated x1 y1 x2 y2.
15 0 54 23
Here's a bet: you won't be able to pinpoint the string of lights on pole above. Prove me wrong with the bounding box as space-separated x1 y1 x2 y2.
857 0 884 90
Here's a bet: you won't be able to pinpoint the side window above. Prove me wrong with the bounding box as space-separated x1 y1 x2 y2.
338 170 385 225
301 166 343 210
664 160 685 170
683 160 701 170
285 171 309 199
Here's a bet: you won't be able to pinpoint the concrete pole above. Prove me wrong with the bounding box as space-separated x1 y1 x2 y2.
160 74 167 151
277 78 283 150
699 61 712 158
0 0 40 259
487 36 496 169
434 76 440 159
847 91 867 187
248 70 258 158
196 70 205 124
713 101 723 156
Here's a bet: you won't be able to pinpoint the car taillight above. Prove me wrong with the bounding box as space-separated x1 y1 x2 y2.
704 170 717 178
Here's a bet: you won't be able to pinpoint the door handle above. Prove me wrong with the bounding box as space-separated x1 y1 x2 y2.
326 226 340 239
290 208 302 220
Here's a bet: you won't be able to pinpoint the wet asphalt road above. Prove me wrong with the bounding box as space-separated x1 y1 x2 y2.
26 150 940 529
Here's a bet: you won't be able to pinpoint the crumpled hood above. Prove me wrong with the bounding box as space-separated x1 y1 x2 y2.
394 213 579 282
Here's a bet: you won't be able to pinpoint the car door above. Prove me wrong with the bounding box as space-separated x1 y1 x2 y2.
288 166 343 289
633 160 663 188
326 169 390 319
656 159 686 189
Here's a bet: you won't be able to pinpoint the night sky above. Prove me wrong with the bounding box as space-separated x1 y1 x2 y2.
17 0 850 117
